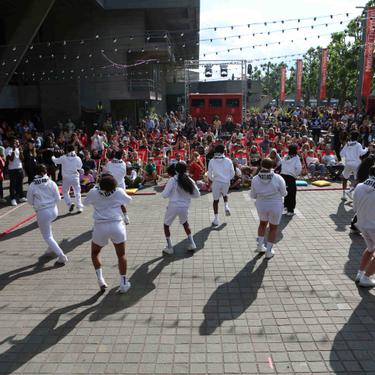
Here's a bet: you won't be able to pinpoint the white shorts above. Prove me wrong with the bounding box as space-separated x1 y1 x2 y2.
359 228 375 252
255 201 283 225
92 220 126 247
164 205 188 226
342 162 360 180
212 181 230 200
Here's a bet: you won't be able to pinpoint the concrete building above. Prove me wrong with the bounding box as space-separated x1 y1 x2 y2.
0 0 200 128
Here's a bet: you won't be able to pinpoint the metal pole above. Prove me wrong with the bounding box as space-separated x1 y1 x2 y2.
357 7 367 109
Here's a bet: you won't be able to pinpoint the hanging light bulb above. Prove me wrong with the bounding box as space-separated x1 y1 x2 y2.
113 38 117 43
95 34 100 39
12 46 16 51
80 40 84 44
63 40 66 45
29 45 34 50
89 53 92 58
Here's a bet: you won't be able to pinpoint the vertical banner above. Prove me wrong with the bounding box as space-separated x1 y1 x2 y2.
319 48 328 101
361 7 375 100
280 66 286 103
295 59 303 104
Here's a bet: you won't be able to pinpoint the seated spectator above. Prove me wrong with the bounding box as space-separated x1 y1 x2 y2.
189 151 205 181
269 148 282 172
241 166 252 188
236 150 248 166
306 150 326 179
125 162 142 188
82 151 96 173
143 157 158 185
321 147 344 180
230 159 242 190
80 167 95 192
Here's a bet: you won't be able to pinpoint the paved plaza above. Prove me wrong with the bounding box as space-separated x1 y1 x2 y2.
0 186 374 375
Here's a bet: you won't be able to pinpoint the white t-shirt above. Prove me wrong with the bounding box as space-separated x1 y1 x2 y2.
27 175 60 211
84 186 132 223
52 152 83 178
5 147 22 170
103 159 126 189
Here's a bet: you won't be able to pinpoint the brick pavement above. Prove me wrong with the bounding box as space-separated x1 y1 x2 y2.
0 186 373 374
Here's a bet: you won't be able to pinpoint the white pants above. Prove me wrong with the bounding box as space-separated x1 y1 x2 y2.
92 221 126 247
255 201 283 225
212 181 230 201
37 206 65 258
342 162 360 180
164 205 189 226
62 175 82 208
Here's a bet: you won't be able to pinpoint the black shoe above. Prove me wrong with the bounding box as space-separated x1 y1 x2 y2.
69 203 75 213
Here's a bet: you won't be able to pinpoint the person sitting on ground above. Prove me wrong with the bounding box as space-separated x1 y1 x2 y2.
236 149 248 166
80 166 95 192
125 162 143 189
143 157 158 185
189 151 205 182
230 159 242 190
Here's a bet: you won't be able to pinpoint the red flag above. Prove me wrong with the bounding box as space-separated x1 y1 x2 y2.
319 48 328 101
295 59 303 103
280 66 286 103
361 7 375 99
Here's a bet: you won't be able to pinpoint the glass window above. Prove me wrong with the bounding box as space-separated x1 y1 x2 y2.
226 98 240 107
191 99 205 107
209 99 222 107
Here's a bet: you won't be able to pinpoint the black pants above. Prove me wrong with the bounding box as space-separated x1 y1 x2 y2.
0 180 3 199
281 174 297 213
9 169 24 200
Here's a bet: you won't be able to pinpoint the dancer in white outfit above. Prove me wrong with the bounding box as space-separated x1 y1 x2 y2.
340 132 368 200
250 158 287 259
26 164 68 265
52 144 83 213
103 150 129 224
353 166 375 287
84 174 132 293
208 144 235 226
162 162 200 255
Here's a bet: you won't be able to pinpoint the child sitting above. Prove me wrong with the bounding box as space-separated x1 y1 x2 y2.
80 167 95 192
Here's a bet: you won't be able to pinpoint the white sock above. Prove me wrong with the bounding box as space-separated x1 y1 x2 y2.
214 214 218 219
120 275 127 286
257 236 264 245
95 268 104 280
224 202 229 209
267 242 274 252
166 237 172 248
188 234 195 243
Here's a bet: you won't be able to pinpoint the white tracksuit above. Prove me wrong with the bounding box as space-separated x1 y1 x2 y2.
280 156 302 178
162 175 200 225
353 176 375 251
26 175 65 258
340 141 368 179
208 154 235 200
84 186 132 247
250 171 287 225
52 152 83 208
103 159 126 189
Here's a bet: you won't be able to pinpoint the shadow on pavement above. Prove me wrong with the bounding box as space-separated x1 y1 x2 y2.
199 254 267 336
330 288 375 374
329 201 353 232
0 292 103 375
0 231 91 291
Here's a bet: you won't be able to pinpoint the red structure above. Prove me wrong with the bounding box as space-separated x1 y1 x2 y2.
189 93 243 124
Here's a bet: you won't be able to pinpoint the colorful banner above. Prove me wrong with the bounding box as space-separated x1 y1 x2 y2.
280 66 286 103
295 59 303 103
319 48 328 101
361 7 375 99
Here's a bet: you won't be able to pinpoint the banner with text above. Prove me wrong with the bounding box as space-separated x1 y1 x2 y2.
361 7 375 99
295 59 303 103
280 66 286 103
319 48 328 101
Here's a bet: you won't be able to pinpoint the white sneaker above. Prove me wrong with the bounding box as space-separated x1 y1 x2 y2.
225 207 231 216
98 278 108 292
355 270 365 283
55 255 68 265
256 243 267 253
19 197 27 203
212 217 220 226
10 199 17 206
117 280 131 294
124 214 130 225
265 248 275 259
187 242 197 251
77 207 83 213
358 275 375 287
286 211 295 216
163 246 174 255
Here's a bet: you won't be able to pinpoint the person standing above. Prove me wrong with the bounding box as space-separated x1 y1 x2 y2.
280 144 302 216
26 164 68 265
340 132 368 201
208 144 235 226
0 147 6 204
52 144 83 213
250 158 287 259
353 166 375 287
84 174 132 293
162 162 200 255
5 137 27 206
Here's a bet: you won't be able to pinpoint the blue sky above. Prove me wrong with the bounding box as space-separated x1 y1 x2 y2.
199 0 365 77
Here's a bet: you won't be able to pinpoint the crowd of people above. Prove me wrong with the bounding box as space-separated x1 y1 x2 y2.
1 104 375 290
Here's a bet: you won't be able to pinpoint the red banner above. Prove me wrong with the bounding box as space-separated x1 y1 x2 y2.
319 48 328 101
295 59 303 103
280 66 286 102
361 7 375 99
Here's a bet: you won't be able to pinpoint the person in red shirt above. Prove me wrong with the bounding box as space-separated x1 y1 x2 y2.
189 152 205 181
